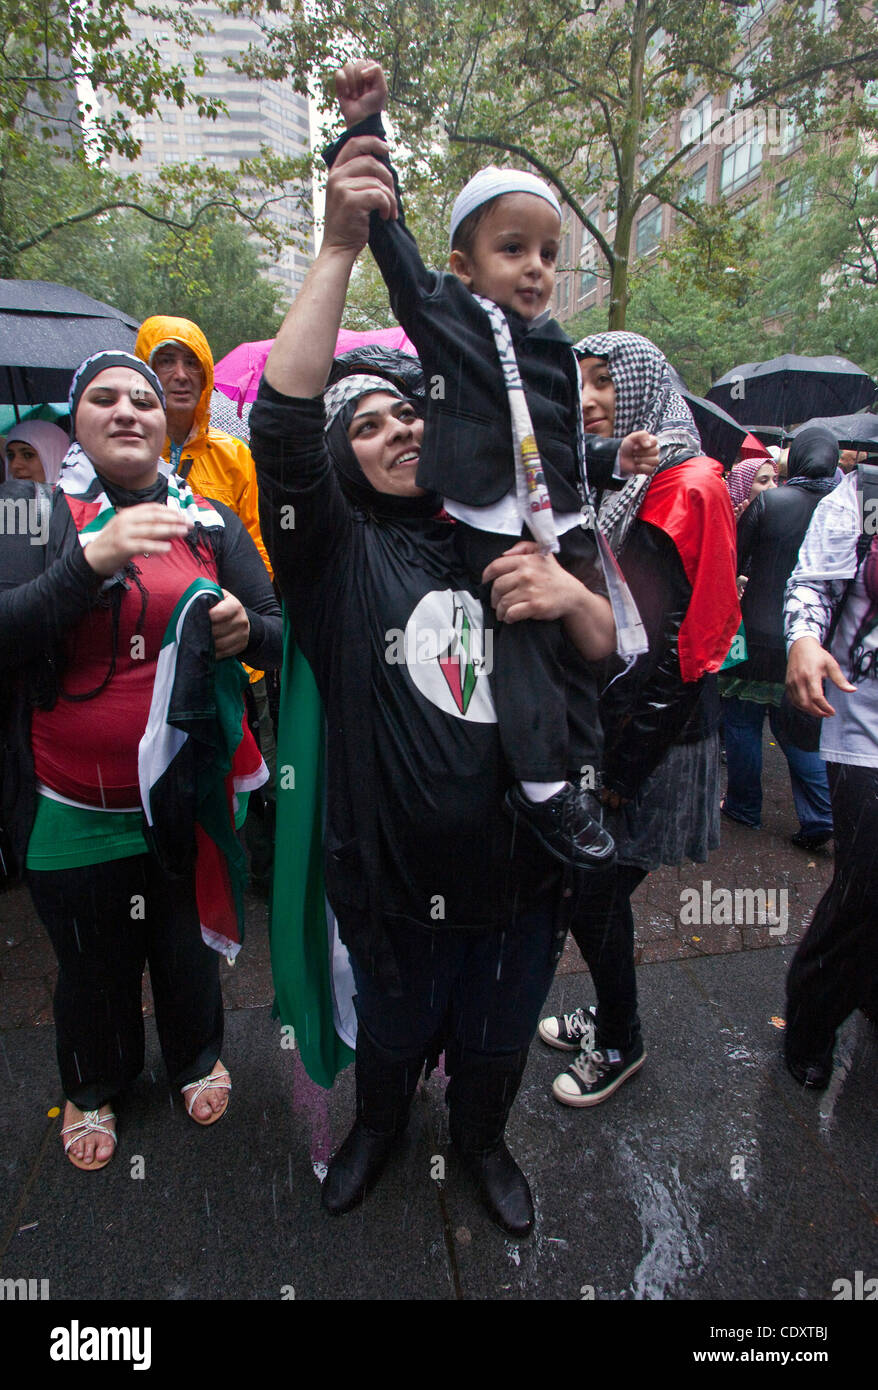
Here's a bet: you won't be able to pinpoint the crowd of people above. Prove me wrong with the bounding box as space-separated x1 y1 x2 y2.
0 57 874 1236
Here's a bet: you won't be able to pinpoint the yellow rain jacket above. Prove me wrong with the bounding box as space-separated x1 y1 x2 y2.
135 316 273 682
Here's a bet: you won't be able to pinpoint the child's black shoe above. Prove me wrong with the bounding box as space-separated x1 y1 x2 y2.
505 783 615 868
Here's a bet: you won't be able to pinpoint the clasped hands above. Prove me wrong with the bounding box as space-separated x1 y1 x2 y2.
83 504 250 658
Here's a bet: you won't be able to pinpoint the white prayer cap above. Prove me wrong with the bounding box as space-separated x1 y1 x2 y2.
449 166 562 249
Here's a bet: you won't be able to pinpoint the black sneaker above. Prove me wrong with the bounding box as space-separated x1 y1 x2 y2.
552 1040 645 1107
538 1005 597 1052
505 784 615 868
790 829 833 852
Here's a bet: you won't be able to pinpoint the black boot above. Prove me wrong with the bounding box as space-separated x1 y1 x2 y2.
322 1024 423 1216
447 1048 534 1237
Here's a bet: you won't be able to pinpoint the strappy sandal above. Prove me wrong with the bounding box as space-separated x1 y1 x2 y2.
61 1106 117 1172
181 1063 231 1126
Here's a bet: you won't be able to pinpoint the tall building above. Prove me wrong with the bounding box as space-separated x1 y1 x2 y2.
553 3 839 325
104 4 313 299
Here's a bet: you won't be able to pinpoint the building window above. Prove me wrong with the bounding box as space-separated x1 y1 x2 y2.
635 205 663 256
775 179 812 223
719 132 762 194
683 164 708 203
680 94 712 148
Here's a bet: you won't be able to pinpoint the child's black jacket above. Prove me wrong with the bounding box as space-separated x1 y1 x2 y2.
325 115 588 514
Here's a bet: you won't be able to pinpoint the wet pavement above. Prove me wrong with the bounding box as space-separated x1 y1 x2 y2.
0 736 874 1325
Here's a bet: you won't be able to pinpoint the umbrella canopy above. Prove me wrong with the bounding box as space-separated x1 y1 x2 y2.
0 280 139 409
667 367 747 469
214 325 417 410
705 354 876 430
790 412 878 450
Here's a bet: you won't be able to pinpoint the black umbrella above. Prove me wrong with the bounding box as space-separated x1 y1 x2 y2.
667 367 747 468
790 412 878 450
705 354 876 430
0 280 139 412
742 424 787 452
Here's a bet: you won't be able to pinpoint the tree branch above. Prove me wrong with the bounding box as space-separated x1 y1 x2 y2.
447 130 614 265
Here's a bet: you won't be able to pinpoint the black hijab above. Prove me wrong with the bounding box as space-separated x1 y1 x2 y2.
786 426 839 493
323 347 442 519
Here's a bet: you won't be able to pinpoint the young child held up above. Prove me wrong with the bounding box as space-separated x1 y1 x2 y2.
327 59 655 870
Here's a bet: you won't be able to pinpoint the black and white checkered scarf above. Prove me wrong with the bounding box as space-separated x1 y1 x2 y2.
574 332 701 554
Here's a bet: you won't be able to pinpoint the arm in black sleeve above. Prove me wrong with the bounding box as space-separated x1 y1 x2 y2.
211 500 283 671
0 490 105 666
735 490 763 574
585 437 626 493
249 377 353 610
600 521 703 801
324 114 439 326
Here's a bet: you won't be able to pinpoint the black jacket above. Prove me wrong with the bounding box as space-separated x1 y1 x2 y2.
0 479 282 870
251 381 557 965
600 520 718 802
736 484 831 683
325 115 587 513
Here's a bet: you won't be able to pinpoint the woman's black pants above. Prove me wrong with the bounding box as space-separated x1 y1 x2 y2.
786 762 878 1064
27 854 223 1110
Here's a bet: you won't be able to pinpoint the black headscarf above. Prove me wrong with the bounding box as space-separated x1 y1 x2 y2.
323 348 442 520
786 426 839 495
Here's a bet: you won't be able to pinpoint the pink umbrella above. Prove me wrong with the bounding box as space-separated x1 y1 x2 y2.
214 326 417 415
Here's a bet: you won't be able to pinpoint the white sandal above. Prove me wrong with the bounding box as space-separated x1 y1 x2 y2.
181 1065 231 1126
61 1107 117 1172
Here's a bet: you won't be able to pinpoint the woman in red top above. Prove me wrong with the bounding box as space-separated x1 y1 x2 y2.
0 351 281 1170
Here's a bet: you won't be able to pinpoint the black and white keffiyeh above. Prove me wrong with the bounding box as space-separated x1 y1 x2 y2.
323 374 406 429
574 331 702 555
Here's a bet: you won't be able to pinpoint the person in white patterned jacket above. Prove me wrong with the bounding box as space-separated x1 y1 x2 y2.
783 466 878 1088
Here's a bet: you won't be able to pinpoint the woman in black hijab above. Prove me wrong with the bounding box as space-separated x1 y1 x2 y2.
251 134 615 1235
721 425 839 849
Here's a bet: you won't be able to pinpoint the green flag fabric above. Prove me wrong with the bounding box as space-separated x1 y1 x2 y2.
269 612 355 1088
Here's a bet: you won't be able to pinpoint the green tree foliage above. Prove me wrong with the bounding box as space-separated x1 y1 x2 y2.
228 0 878 327
0 0 310 277
565 135 878 390
19 149 283 357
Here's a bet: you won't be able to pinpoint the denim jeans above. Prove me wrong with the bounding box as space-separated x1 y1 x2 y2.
347 895 561 1060
722 695 832 835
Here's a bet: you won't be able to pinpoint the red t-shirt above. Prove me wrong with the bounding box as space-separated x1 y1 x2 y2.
32 534 217 808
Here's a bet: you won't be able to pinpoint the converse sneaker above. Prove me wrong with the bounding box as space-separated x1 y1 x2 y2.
538 1005 597 1052
552 1040 646 1107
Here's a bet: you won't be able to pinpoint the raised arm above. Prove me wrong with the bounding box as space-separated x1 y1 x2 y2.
263 134 397 399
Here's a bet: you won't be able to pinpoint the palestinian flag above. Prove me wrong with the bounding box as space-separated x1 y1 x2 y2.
139 577 267 959
268 614 355 1088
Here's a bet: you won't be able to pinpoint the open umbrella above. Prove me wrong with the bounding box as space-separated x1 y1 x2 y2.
0 280 139 413
214 325 417 413
790 412 878 450
667 367 747 469
705 354 876 430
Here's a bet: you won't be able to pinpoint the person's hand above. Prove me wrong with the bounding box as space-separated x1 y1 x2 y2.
785 635 855 718
733 500 748 521
83 504 192 578
736 574 748 599
335 59 388 127
482 540 582 623
322 135 398 256
617 431 659 476
209 590 251 659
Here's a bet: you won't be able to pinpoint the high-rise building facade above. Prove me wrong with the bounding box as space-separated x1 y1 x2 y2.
104 4 314 298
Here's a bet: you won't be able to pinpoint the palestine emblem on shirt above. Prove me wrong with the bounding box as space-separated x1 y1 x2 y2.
400 589 496 723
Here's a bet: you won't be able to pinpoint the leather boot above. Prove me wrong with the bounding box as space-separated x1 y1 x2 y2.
322 1023 423 1216
447 1048 534 1237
